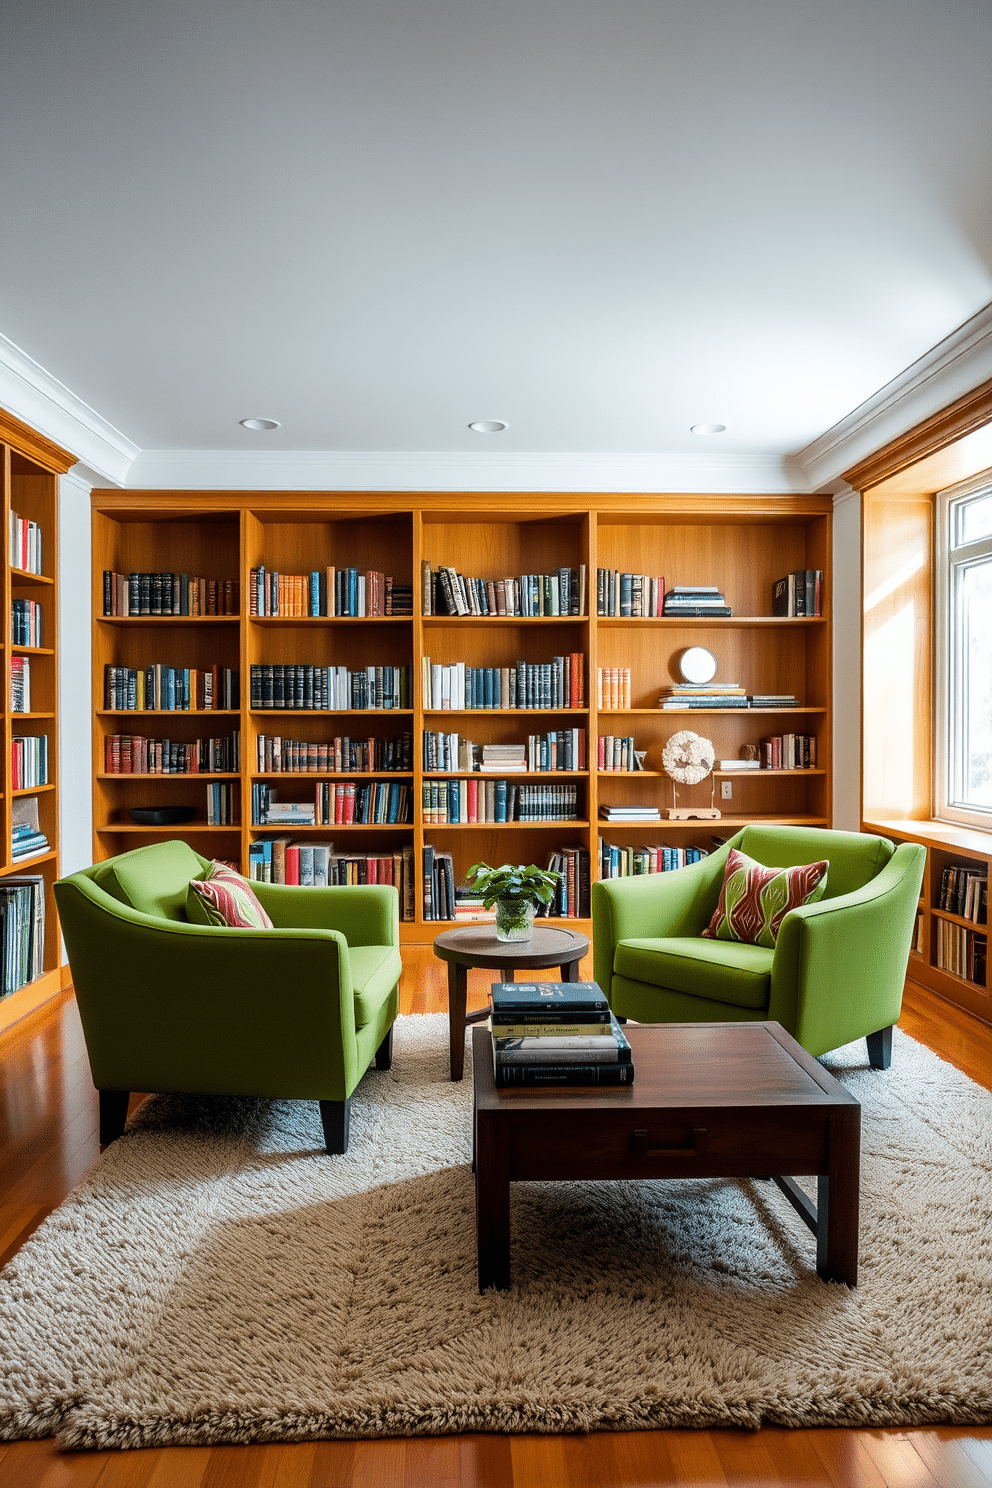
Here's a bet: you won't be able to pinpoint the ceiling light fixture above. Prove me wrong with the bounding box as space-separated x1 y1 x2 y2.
240 418 281 431
690 423 727 435
468 420 508 434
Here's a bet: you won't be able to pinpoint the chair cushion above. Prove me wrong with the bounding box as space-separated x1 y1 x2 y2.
351 945 404 1029
111 838 206 920
186 862 274 929
614 935 773 1010
702 847 827 948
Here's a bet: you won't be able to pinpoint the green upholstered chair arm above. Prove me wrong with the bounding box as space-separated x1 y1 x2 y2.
252 881 400 946
54 876 365 1103
768 841 926 1056
592 834 740 995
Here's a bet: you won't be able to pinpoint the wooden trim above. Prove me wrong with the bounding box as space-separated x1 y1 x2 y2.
0 410 75 475
0 967 64 1035
843 378 992 493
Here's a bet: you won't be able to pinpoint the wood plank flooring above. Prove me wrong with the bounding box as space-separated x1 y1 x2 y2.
1 951 990 1486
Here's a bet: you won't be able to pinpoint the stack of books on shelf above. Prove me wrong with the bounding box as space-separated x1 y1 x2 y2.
249 663 410 711
256 732 412 773
717 756 761 770
480 744 526 772
104 664 239 711
422 779 579 824
596 667 631 709
657 682 748 710
663 586 731 618
11 735 48 790
0 874 46 996
772 570 824 617
597 735 643 771
249 565 410 618
748 692 799 708
452 888 496 922
599 804 661 822
490 981 634 1086
759 734 817 769
10 511 42 575
599 840 708 878
12 821 49 862
422 563 586 617
936 918 986 984
104 732 241 773
11 599 43 647
103 571 238 616
596 570 665 617
10 657 31 713
422 656 584 711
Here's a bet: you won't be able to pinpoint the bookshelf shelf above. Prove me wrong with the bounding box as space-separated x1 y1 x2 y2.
98 615 241 626
11 645 55 656
97 709 241 718
96 772 240 782
12 784 55 797
10 568 54 587
97 824 242 835
91 491 832 941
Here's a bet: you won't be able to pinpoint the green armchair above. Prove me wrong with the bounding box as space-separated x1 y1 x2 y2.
592 824 926 1067
54 839 402 1153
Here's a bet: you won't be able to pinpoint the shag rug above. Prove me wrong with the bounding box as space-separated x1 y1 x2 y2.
1 1015 991 1450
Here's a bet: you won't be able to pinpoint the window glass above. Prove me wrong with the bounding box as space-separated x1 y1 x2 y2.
956 556 992 808
957 490 992 545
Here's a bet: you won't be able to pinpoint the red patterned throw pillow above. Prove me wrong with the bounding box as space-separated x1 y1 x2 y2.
186 861 273 929
702 847 828 949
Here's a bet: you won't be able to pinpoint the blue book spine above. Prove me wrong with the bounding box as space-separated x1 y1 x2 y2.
310 572 320 616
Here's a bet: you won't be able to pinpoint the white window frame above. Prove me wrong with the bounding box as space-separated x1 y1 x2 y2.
935 472 992 829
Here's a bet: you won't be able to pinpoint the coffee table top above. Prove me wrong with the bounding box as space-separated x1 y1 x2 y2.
473 1021 858 1113
433 924 589 969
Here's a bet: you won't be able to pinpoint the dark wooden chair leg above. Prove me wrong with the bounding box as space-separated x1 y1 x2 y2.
99 1089 130 1146
374 1025 394 1071
866 1025 893 1070
319 1097 352 1154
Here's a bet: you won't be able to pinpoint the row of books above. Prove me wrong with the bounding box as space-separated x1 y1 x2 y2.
596 570 665 617
248 664 411 711
658 682 747 710
103 665 239 712
249 566 412 618
421 779 580 824
102 571 239 617
11 656 31 713
12 820 50 862
12 598 43 648
206 783 236 825
247 840 415 915
597 735 643 771
935 918 987 984
490 981 634 1087
11 734 48 790
759 734 818 770
599 840 709 878
252 780 413 826
772 570 824 618
422 729 586 774
422 655 585 711
422 562 587 617
10 512 42 576
597 667 631 710
255 733 413 774
104 732 241 774
663 585 731 618
937 864 988 923
0 875 46 997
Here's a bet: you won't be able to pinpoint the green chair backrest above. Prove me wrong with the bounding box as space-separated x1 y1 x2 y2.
736 824 893 899
92 839 210 920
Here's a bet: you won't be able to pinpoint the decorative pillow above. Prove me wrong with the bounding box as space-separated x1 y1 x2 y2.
186 861 273 929
701 847 828 948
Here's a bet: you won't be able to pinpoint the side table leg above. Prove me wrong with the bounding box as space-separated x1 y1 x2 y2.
817 1107 860 1286
476 1111 511 1291
560 958 581 982
448 961 468 1081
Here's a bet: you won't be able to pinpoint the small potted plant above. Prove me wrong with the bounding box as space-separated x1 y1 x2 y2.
465 861 561 942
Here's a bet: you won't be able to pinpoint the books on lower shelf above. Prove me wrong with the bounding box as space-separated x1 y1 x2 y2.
935 918 986 983
249 664 411 711
256 732 412 773
423 563 586 617
771 570 823 617
599 839 708 878
422 779 579 824
104 664 238 711
490 981 634 1086
104 732 241 773
422 656 585 710
103 571 238 616
12 599 43 647
0 874 46 997
424 847 589 920
249 566 411 617
247 838 415 915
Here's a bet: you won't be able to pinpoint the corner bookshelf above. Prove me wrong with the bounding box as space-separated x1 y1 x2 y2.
90 491 833 944
0 412 73 1034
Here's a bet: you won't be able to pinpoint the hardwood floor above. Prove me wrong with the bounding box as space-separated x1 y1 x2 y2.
1 954 990 1487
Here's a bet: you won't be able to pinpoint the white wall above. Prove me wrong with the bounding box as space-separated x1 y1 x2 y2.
58 473 92 875
831 489 862 830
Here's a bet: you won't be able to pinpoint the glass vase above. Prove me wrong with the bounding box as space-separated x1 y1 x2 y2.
495 900 535 942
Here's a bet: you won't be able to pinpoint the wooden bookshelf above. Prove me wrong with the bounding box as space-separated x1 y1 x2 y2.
0 412 74 1033
90 491 833 943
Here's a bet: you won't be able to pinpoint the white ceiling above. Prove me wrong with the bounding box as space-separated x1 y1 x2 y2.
1 0 991 485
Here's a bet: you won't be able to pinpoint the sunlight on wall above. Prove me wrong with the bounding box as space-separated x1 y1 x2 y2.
864 600 917 814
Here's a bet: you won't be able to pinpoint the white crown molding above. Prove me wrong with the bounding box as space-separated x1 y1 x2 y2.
123 447 808 494
797 302 992 491
0 333 137 486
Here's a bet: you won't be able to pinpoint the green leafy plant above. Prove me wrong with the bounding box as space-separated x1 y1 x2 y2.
465 861 561 911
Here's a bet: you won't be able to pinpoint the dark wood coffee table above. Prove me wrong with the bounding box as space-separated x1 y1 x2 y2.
433 925 589 1080
472 1020 860 1291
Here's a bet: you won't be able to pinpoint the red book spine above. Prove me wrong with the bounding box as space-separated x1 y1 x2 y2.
285 845 300 885
467 777 478 823
344 783 356 823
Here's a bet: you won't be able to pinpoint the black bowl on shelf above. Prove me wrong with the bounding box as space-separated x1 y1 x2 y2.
127 806 198 827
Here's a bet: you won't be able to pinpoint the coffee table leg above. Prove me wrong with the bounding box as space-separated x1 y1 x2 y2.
448 961 468 1081
560 958 580 982
816 1107 860 1286
476 1111 511 1292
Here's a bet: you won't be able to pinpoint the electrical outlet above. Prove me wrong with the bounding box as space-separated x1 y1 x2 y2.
720 780 733 800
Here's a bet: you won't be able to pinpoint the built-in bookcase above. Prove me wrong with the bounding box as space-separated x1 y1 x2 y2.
91 491 833 943
0 412 73 1033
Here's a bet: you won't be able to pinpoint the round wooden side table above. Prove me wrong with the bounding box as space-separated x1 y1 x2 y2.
432 924 591 1080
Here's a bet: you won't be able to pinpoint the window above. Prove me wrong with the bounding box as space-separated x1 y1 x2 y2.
937 480 992 826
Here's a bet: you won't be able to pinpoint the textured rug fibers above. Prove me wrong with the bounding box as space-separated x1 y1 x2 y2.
1 1014 991 1448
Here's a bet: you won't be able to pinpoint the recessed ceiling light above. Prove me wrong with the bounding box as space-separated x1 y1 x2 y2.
240 418 281 431
468 420 508 434
690 423 727 435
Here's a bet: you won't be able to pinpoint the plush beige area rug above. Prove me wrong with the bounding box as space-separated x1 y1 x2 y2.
1 1015 990 1449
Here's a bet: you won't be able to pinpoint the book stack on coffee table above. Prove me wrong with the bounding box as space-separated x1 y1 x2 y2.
489 981 634 1087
